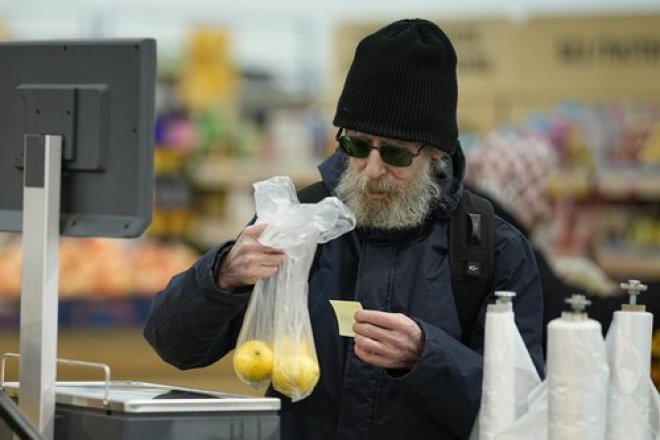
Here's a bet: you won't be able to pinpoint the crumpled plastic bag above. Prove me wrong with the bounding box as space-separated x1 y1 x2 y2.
233 176 356 401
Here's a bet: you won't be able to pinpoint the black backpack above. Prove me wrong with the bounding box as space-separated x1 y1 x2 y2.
297 181 495 344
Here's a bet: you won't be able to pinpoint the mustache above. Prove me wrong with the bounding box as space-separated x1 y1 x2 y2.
357 176 399 194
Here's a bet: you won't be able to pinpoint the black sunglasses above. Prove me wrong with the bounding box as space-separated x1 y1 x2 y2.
336 130 427 167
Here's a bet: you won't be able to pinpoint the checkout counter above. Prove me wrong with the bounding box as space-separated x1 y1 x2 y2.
0 381 279 440
0 356 280 440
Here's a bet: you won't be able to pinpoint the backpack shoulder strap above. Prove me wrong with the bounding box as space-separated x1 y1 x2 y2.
449 189 495 343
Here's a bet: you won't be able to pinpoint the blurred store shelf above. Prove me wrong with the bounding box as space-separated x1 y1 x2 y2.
596 170 660 200
188 156 321 192
547 169 660 200
596 245 660 281
546 169 593 199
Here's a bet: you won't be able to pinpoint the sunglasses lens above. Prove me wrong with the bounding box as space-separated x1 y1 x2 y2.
338 135 417 167
339 136 370 158
380 146 413 167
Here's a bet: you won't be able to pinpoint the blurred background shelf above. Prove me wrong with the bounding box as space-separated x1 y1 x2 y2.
595 245 660 281
189 157 320 192
547 170 660 200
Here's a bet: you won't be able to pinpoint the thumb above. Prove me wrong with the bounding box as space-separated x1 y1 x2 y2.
243 222 269 239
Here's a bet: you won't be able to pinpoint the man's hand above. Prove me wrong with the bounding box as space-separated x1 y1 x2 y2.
353 310 424 370
217 223 286 291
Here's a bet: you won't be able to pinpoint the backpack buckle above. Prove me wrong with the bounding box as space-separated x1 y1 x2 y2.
466 261 482 277
467 213 482 244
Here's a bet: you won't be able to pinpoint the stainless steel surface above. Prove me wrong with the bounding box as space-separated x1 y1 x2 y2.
0 353 112 406
1 381 281 414
19 134 62 440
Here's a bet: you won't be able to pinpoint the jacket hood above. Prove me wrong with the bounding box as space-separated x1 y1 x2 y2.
318 141 466 221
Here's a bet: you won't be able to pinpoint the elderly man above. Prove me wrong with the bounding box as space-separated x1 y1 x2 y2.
144 18 544 440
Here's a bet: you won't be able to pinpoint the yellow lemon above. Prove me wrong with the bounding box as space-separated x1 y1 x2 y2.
271 355 320 398
275 337 313 358
233 340 273 386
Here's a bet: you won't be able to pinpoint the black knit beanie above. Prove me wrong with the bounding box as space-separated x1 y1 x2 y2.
333 19 458 155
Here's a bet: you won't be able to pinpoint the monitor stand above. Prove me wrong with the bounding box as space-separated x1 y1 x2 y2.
18 134 62 440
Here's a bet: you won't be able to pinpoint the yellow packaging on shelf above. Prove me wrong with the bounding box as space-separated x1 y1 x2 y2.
179 28 238 111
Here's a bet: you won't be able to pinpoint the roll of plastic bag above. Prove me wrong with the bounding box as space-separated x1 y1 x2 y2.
494 381 548 440
605 309 658 440
547 316 609 440
651 383 660 440
477 301 542 440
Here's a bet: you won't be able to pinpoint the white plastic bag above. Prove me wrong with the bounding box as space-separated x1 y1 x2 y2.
233 275 278 388
233 176 356 401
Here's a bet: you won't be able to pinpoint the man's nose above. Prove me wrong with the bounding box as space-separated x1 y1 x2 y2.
363 145 387 178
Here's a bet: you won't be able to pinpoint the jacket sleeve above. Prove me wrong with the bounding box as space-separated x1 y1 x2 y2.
143 240 253 369
393 218 544 439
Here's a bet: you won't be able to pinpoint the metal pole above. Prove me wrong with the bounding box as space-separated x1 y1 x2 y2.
18 134 62 440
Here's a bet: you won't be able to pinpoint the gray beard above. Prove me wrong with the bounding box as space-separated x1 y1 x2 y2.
335 157 444 230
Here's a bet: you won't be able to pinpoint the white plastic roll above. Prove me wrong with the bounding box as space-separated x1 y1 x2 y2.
547 316 609 440
494 381 548 440
606 309 655 440
478 303 541 440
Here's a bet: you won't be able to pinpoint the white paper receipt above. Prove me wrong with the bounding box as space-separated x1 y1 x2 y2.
329 300 363 337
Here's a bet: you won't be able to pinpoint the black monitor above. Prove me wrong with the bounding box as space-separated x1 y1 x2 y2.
0 39 157 237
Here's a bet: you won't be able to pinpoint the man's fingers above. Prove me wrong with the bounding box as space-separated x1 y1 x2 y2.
233 253 284 285
354 333 385 354
355 310 410 332
354 339 381 359
352 310 424 368
354 336 400 369
355 309 394 326
243 265 281 283
243 223 268 238
353 320 394 345
219 223 286 289
240 224 285 255
241 251 286 269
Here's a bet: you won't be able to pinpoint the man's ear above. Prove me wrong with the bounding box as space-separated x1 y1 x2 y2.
430 148 445 160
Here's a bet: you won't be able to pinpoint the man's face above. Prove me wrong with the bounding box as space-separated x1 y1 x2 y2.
335 130 445 230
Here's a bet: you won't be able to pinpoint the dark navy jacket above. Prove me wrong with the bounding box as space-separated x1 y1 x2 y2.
144 145 545 440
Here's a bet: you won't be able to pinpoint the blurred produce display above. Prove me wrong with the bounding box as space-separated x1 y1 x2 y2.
0 235 198 298
0 234 199 327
